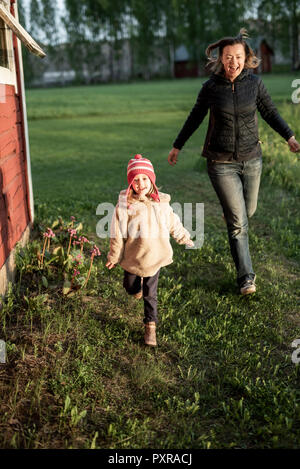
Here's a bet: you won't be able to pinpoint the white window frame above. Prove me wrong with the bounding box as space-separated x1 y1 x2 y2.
0 0 45 88
0 0 17 88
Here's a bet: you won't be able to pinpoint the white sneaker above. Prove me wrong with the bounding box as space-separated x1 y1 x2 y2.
240 277 256 295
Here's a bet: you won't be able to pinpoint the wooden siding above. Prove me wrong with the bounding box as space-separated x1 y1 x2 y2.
0 83 30 269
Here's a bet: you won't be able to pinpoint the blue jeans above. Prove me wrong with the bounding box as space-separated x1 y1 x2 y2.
207 157 262 286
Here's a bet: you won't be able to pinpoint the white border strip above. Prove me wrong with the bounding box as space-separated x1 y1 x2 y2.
0 20 17 88
127 165 154 174
14 1 34 221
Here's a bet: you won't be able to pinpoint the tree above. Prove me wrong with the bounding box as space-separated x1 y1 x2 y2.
63 0 128 82
18 0 59 86
20 0 299 86
17 0 35 85
257 0 300 70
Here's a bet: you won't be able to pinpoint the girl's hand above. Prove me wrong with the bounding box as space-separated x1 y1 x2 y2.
185 239 194 247
168 147 180 166
287 136 300 153
105 261 115 269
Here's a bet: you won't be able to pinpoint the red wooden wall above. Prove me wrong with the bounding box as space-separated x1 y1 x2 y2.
0 82 30 269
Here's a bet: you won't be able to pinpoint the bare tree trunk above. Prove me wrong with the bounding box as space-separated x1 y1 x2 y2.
109 40 114 81
129 14 135 79
291 0 299 70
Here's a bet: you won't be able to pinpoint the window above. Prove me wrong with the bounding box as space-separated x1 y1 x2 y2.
0 1 45 87
0 17 9 68
0 2 45 58
0 1 16 86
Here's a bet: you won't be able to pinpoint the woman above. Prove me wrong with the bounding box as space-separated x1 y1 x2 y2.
168 29 300 295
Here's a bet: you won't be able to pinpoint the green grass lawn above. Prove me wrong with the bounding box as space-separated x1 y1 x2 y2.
0 74 300 449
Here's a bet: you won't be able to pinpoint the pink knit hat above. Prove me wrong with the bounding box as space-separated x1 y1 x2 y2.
126 154 160 201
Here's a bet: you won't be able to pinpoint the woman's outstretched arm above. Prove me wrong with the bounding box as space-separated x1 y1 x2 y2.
257 78 300 152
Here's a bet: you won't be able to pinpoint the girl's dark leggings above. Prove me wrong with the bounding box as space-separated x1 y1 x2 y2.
123 269 160 324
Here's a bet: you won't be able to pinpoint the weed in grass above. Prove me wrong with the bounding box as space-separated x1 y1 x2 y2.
59 395 87 429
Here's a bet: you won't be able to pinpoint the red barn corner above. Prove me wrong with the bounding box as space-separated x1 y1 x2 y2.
0 0 45 296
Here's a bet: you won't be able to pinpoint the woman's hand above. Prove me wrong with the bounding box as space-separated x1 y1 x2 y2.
105 261 115 269
168 147 180 166
287 136 300 153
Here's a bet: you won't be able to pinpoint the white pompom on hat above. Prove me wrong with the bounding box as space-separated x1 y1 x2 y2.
126 154 160 201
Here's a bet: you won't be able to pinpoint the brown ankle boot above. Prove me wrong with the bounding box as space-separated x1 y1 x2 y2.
144 322 157 346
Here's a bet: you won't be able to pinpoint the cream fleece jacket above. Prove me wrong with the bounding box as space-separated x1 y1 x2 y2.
107 190 192 277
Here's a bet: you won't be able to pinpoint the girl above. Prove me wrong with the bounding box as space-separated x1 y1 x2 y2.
106 154 194 346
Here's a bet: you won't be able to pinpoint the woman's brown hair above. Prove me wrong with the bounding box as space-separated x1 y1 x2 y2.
205 28 260 74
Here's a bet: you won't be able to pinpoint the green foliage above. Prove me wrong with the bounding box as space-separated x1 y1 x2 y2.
19 0 299 86
257 0 300 69
14 217 100 298
62 0 254 80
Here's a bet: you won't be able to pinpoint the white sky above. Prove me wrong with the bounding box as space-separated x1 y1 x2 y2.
20 0 67 42
21 0 65 11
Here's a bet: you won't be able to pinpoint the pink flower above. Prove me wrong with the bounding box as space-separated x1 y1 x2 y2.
67 228 78 256
43 228 55 238
72 268 80 279
91 245 101 257
68 228 77 237
70 216 76 221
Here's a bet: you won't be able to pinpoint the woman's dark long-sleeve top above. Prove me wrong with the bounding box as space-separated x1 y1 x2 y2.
173 68 294 162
